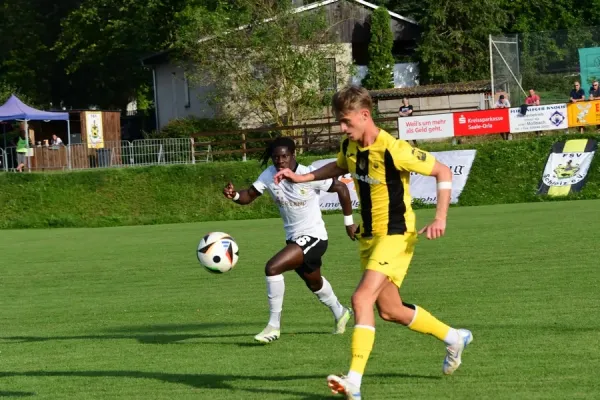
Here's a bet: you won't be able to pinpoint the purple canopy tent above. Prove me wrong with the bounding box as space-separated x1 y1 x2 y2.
0 95 70 170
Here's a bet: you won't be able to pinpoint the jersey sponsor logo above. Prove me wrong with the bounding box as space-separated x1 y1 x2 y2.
412 148 427 161
275 199 307 208
351 172 381 185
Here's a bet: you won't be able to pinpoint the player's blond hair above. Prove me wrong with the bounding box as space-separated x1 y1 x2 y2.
332 86 373 115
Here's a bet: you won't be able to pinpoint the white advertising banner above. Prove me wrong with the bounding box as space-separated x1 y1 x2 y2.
398 114 455 141
311 159 360 211
541 152 594 187
509 104 568 133
409 150 477 204
311 149 477 210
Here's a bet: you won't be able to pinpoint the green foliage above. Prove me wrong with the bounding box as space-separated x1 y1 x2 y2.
1 135 599 229
54 0 186 109
0 80 36 106
415 0 508 84
174 0 348 126
154 117 239 139
362 7 395 90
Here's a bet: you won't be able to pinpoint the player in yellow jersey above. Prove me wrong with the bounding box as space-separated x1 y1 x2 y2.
274 86 472 399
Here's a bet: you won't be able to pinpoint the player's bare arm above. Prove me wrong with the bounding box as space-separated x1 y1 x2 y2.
274 161 348 184
418 161 452 240
327 178 358 240
222 182 261 205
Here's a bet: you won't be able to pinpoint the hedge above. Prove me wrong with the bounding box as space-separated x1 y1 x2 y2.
0 134 598 229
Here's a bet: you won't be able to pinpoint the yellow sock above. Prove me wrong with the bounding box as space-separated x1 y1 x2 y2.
349 325 375 375
408 305 451 341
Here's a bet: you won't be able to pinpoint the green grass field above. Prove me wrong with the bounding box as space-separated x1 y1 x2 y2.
2 200 599 399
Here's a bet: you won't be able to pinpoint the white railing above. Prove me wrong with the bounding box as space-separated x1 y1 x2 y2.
1 138 208 172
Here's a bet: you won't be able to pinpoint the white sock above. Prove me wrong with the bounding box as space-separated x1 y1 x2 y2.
266 275 285 329
347 370 363 388
314 277 345 320
443 328 461 346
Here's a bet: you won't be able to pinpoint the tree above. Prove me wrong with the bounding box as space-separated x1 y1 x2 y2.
54 0 186 109
415 0 508 84
174 0 349 127
362 6 395 90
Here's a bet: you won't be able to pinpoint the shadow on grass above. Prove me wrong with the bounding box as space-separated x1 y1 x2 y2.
1 323 335 345
0 392 36 398
0 370 439 399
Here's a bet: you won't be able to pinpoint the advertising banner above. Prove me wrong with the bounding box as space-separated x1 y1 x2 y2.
453 109 510 136
567 100 600 127
509 104 568 133
398 114 454 141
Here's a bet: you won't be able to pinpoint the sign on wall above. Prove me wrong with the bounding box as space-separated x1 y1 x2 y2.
398 114 455 141
509 104 568 133
85 111 105 149
453 109 510 136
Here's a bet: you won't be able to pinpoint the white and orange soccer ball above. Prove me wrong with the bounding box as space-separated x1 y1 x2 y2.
197 232 239 273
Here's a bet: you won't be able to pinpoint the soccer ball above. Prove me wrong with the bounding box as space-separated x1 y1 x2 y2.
197 232 239 273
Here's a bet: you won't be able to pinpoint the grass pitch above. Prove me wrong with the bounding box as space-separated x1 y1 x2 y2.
1 200 599 399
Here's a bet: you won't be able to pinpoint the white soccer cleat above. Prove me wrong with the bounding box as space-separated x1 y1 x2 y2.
333 308 353 334
327 375 361 399
254 325 280 344
443 329 473 375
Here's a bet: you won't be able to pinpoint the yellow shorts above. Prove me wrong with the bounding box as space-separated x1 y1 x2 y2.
359 233 417 288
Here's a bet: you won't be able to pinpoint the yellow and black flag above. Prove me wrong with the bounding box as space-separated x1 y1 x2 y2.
537 139 597 197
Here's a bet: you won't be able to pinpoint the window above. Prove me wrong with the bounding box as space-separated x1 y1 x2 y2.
320 58 337 93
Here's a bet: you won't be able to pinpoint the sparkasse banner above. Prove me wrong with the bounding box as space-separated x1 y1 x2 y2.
453 109 510 136
398 114 454 141
509 103 568 133
312 149 477 210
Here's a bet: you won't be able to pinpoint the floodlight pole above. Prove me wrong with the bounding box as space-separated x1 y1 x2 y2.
489 35 495 107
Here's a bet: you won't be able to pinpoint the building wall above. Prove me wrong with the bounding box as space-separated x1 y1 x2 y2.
154 63 216 129
377 93 486 115
154 43 354 129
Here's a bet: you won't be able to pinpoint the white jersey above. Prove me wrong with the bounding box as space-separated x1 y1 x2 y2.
252 164 333 241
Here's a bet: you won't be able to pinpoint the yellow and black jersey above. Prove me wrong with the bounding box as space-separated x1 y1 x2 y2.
336 129 436 236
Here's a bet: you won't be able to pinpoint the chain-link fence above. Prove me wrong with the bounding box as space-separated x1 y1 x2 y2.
491 26 600 106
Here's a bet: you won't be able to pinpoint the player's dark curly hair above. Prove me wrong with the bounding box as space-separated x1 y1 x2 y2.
260 137 296 166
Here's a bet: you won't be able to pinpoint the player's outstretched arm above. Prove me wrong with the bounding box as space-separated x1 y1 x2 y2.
223 182 260 205
274 161 347 184
328 178 358 240
418 161 452 240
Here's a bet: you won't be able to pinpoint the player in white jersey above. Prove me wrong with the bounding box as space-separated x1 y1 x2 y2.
223 137 356 343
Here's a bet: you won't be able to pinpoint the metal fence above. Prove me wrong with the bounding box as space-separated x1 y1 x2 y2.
1 138 205 172
490 26 600 106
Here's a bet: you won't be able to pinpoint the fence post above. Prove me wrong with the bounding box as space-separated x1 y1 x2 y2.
303 123 308 153
190 137 196 164
241 133 247 162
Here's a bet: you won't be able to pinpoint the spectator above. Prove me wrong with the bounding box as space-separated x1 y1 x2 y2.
525 89 541 136
495 95 511 140
51 134 63 146
398 97 417 145
495 94 511 108
570 82 585 103
15 130 32 173
589 81 600 100
525 89 540 105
